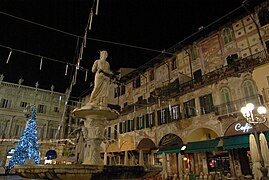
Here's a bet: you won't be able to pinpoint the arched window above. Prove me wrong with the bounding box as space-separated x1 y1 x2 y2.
223 28 233 44
258 8 269 27
220 87 232 104
242 80 256 98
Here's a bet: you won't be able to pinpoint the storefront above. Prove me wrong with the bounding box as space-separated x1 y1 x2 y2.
157 133 184 178
222 119 269 177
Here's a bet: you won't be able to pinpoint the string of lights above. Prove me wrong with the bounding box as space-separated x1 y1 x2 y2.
0 10 172 55
0 44 90 72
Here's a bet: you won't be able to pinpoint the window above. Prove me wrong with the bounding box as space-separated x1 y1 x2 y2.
114 86 120 98
171 57 177 70
199 94 214 115
20 101 28 108
171 105 181 121
54 107 59 112
157 109 170 125
146 112 155 128
131 119 135 131
267 76 269 85
133 76 141 88
223 27 233 44
183 99 197 118
258 8 269 27
136 116 144 130
149 69 154 81
220 87 232 104
49 129 57 139
138 96 143 102
242 80 256 98
126 120 131 132
37 104 46 113
119 122 123 133
191 44 199 60
123 102 128 108
121 85 126 95
0 98 10 108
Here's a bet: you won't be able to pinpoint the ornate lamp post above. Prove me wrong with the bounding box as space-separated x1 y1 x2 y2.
240 103 268 178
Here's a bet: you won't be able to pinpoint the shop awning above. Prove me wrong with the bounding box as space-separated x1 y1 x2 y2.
223 135 249 150
184 139 220 153
157 145 182 154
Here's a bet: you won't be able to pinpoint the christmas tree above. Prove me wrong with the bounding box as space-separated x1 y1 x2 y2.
8 105 40 168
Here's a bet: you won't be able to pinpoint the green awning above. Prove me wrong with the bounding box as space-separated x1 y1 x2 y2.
223 135 249 150
184 139 220 153
157 145 182 154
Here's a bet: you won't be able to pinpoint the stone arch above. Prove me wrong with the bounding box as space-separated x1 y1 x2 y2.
137 138 156 150
185 127 219 143
158 133 183 147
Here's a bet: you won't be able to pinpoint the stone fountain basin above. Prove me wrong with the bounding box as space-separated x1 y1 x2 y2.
14 164 162 180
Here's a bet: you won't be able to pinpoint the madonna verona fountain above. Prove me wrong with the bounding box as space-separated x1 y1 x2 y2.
14 51 162 179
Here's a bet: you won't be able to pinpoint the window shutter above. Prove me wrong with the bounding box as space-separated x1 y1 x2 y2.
157 110 161 125
136 117 139 130
145 114 149 128
119 122 123 133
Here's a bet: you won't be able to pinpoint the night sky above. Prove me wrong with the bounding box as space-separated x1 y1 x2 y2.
0 0 245 97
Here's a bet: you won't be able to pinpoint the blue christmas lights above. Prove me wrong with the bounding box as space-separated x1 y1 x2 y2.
8 106 40 168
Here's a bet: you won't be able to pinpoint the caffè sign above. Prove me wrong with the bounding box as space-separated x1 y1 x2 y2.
225 119 268 136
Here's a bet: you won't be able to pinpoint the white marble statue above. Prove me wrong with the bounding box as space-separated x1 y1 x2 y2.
88 50 112 106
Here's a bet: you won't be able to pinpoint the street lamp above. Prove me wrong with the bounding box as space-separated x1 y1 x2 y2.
241 103 268 178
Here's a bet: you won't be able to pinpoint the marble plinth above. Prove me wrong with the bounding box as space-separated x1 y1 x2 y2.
14 164 162 180
72 104 119 165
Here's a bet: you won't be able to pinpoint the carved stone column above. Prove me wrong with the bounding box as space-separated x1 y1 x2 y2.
83 115 105 165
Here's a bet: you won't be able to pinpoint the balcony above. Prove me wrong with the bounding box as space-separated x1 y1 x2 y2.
153 50 268 98
120 50 268 115
214 94 264 117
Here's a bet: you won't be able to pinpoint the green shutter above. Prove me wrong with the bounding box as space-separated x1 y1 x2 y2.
127 120 131 132
131 119 134 131
136 117 139 130
119 122 122 133
157 111 161 125
141 115 145 129
108 127 111 140
146 114 149 128
152 113 155 126
166 108 171 123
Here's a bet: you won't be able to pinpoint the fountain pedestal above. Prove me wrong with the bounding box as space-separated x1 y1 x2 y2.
72 104 119 165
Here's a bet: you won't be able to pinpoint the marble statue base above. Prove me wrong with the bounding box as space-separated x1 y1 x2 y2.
73 104 119 165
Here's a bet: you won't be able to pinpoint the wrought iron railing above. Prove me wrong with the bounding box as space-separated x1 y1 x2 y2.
121 50 268 114
214 94 264 116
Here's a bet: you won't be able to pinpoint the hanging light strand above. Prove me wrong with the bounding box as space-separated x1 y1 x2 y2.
65 64 69 76
95 0 100 15
39 57 43 70
6 49 12 64
85 70 88 82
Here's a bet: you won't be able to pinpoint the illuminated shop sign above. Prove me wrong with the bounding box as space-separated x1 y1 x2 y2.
234 123 252 133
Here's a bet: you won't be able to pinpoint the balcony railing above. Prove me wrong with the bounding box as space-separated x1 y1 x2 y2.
214 94 264 116
120 50 268 115
154 50 268 97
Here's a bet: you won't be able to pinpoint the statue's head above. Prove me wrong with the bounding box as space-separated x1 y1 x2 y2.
100 50 108 59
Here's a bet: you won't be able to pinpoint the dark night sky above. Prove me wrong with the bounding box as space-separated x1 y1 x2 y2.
0 0 245 97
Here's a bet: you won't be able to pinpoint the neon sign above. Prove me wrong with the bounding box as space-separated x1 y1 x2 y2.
234 123 252 133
